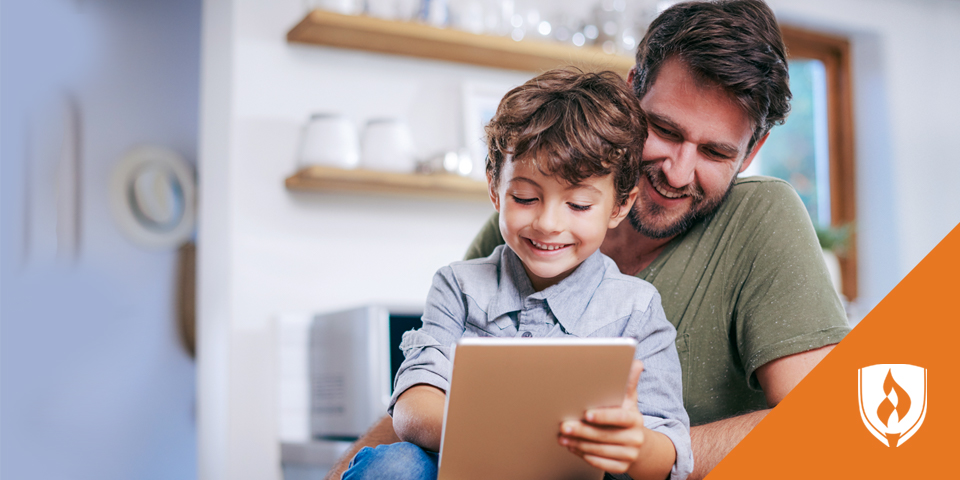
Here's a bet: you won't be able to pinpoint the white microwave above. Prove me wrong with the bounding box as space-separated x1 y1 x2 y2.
309 305 423 440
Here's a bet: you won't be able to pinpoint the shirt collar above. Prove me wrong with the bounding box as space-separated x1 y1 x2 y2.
488 246 608 335
487 247 533 326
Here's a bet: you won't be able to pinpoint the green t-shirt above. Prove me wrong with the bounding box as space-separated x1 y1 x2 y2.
464 176 850 426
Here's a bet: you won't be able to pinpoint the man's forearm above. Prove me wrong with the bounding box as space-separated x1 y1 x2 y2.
688 409 768 480
322 416 399 480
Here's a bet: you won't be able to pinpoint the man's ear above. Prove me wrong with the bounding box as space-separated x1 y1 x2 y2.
626 67 637 87
609 186 639 229
487 173 500 212
740 132 769 173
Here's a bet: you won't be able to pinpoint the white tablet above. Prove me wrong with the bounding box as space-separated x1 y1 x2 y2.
437 337 638 480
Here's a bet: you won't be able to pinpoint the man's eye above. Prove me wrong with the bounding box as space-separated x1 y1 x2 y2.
568 203 591 212
511 195 537 205
652 124 679 140
703 149 732 160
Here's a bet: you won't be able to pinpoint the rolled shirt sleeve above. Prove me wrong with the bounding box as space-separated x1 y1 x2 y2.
623 295 693 480
388 266 466 416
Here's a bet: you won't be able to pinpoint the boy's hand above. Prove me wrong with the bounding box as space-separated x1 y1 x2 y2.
558 360 647 473
558 360 676 480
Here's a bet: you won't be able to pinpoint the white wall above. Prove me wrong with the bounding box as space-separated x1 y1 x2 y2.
197 0 960 478
1 1 200 479
769 0 960 311
198 1 526 478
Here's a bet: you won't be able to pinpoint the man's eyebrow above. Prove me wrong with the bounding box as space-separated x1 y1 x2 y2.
702 141 740 157
647 112 741 157
646 112 683 134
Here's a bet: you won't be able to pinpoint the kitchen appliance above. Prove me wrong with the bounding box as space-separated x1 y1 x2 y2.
309 305 423 440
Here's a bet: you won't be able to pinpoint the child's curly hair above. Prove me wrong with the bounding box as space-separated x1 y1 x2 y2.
484 68 646 206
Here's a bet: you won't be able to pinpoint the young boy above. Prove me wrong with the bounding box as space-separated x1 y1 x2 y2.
343 69 692 480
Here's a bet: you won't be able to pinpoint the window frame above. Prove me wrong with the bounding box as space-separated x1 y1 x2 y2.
781 25 858 301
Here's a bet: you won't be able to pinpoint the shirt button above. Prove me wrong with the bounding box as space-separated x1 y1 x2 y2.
522 331 533 338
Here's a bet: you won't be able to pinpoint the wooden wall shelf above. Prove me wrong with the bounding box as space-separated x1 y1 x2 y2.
287 10 635 75
285 166 490 201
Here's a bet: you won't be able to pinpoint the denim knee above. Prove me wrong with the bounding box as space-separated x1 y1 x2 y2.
341 442 438 480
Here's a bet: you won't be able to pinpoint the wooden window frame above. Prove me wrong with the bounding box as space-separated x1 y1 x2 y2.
781 25 858 301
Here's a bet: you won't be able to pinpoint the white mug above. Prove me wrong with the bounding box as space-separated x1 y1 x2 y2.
360 118 415 173
300 113 360 169
313 0 362 15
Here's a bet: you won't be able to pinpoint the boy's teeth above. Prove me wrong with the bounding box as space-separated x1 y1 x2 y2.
531 239 564 251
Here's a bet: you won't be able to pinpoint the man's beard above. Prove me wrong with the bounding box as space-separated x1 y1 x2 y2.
628 162 736 239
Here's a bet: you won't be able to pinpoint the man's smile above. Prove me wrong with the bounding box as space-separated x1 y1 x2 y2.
646 171 689 200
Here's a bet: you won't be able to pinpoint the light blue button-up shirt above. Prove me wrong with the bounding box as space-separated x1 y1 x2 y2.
390 245 693 480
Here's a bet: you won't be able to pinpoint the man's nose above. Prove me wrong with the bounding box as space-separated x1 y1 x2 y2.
661 142 697 189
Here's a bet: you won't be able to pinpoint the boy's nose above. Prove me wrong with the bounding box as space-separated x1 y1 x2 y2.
533 204 564 234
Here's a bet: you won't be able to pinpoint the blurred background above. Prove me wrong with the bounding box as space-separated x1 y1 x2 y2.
1 0 958 479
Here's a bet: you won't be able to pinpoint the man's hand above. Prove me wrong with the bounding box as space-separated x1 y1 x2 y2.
558 360 676 480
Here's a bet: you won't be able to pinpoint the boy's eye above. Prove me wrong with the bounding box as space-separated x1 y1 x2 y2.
568 202 591 212
511 195 537 205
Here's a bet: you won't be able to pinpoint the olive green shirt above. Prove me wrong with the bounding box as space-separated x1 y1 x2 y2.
464 176 850 426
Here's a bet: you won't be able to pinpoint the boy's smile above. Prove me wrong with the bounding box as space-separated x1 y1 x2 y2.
490 158 637 291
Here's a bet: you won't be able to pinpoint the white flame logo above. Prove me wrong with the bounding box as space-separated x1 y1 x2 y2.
858 364 927 447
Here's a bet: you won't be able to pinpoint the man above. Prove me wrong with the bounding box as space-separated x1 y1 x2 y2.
325 1 849 478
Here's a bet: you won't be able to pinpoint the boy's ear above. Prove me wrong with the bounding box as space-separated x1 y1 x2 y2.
487 173 500 212
608 186 639 229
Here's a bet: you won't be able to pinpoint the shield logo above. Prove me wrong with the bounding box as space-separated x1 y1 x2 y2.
858 364 927 447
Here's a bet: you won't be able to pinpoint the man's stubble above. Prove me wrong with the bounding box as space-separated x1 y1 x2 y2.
628 161 739 239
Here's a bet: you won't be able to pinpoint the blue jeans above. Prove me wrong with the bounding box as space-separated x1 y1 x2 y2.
341 442 439 480
341 442 626 480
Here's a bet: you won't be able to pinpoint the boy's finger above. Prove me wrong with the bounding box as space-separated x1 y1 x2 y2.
583 407 640 428
623 360 644 408
560 419 645 445
559 436 639 462
581 453 631 474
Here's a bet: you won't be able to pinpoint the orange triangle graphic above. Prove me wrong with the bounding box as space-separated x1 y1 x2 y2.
707 223 960 479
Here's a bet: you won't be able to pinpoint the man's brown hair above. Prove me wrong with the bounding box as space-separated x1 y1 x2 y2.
633 0 791 151
485 68 646 206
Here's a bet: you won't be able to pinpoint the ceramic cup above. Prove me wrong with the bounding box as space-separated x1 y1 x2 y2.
360 118 415 173
313 0 362 15
300 113 360 169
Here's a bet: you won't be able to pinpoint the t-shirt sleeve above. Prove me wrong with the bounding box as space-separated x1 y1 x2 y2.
463 213 504 260
731 180 851 389
388 266 467 416
625 292 693 480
